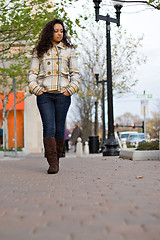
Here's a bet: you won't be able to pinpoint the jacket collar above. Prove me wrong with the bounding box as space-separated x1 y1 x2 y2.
53 42 65 49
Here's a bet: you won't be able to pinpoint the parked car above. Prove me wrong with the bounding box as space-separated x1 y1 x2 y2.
118 131 138 145
126 133 146 147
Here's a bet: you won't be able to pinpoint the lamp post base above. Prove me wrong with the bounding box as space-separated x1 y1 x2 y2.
103 138 119 156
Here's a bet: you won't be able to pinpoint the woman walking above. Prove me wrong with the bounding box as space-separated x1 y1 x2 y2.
28 19 80 174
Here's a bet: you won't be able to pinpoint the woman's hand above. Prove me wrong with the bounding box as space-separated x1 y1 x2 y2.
61 89 70 96
37 88 46 96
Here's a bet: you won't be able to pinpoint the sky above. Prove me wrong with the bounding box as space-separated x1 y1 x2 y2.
66 1 160 127
114 3 160 119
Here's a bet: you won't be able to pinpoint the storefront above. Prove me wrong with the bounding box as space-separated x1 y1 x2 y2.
0 92 24 148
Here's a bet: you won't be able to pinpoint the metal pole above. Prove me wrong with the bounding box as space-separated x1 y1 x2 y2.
13 78 17 156
3 89 7 155
96 76 106 150
106 21 114 139
102 80 106 146
159 130 160 161
94 100 98 135
103 19 119 156
92 1 123 156
144 105 146 138
143 90 146 138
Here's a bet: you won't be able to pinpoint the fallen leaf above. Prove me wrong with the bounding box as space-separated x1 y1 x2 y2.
136 176 143 179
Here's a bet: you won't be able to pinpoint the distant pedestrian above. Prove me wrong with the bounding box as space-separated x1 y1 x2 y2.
71 125 83 152
65 128 70 152
0 124 3 146
28 19 80 174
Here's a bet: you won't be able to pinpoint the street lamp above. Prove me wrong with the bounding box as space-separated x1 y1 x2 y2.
93 0 123 156
94 65 107 151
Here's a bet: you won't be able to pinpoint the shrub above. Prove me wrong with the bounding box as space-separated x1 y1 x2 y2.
0 147 22 151
137 140 159 150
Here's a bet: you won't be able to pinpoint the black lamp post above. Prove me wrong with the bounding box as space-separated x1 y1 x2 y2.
94 67 107 151
93 0 123 156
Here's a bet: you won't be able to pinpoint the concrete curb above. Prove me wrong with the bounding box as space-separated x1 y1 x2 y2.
120 149 160 161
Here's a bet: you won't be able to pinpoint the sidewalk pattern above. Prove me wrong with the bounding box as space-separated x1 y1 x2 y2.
0 153 160 240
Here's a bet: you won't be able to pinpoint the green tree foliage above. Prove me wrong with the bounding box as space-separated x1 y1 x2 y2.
0 0 78 89
0 0 79 148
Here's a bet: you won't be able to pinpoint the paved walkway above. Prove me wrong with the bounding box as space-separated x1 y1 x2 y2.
0 151 160 240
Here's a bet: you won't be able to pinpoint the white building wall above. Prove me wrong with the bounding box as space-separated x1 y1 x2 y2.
24 94 43 153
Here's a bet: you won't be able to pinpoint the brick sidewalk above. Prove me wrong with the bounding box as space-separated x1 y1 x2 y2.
0 152 160 240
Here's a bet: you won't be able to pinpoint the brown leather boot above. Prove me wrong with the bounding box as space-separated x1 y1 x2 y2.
43 137 59 174
56 139 65 160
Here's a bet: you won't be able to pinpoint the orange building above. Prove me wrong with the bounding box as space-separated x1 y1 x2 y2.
0 92 25 148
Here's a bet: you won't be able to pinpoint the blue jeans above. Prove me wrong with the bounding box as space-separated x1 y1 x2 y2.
37 92 71 139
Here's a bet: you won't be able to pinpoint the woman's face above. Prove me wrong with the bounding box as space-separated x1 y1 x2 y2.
52 23 63 45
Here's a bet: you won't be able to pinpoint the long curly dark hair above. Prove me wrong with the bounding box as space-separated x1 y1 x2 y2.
34 19 74 58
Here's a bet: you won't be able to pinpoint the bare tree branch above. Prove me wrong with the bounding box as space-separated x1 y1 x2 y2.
114 0 160 10
0 24 35 53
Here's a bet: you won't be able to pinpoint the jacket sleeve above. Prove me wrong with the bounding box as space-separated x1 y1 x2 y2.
66 49 80 95
28 51 43 95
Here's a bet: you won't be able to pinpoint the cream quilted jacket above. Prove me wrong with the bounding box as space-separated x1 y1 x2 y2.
28 42 80 96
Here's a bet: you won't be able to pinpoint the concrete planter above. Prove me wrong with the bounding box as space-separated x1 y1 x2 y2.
120 148 160 161
0 150 29 158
